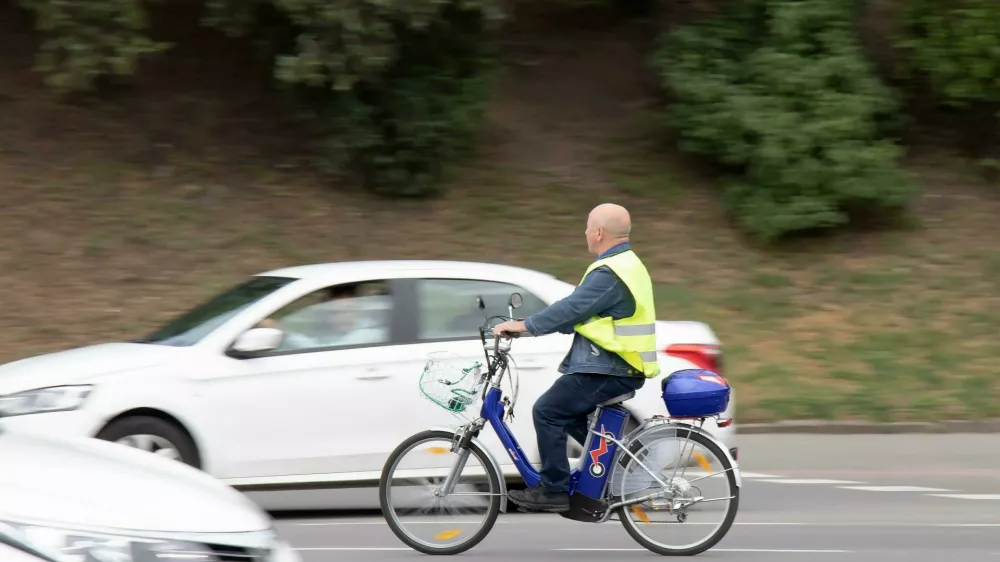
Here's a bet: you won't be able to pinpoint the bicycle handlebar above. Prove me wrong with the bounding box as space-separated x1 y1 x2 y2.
473 293 533 392
483 329 531 340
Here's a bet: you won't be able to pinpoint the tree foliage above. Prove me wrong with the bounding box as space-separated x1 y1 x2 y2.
286 2 498 196
17 0 169 92
653 0 915 242
19 0 502 196
896 0 1000 107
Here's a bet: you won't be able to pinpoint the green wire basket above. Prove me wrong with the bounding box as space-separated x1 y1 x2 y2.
419 354 487 413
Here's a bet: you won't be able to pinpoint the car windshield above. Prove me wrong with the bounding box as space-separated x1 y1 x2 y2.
138 276 295 347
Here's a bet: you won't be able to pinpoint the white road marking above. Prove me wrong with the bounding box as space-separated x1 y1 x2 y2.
554 548 852 553
760 479 863 485
925 523 1000 527
723 522 807 526
294 546 853 554
838 486 955 492
294 520 809 527
292 546 413 552
292 520 1000 527
927 494 1000 500
740 472 783 478
297 520 481 526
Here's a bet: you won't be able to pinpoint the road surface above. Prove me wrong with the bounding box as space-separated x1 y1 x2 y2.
256 433 1000 561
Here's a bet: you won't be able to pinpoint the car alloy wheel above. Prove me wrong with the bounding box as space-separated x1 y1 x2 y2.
114 434 181 461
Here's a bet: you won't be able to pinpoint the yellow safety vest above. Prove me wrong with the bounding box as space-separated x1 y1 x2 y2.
573 249 661 378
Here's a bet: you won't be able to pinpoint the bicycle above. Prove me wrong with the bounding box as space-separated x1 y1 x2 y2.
378 292 740 556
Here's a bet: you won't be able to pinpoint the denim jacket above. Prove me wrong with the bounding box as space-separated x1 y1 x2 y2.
523 242 645 378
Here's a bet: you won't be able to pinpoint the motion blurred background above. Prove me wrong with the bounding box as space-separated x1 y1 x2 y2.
1 0 998 425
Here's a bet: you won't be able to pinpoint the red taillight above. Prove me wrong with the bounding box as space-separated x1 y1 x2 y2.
663 343 723 374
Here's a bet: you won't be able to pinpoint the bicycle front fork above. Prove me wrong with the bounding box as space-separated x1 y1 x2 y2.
436 447 472 497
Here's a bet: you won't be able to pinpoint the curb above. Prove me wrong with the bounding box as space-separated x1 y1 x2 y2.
737 419 1000 435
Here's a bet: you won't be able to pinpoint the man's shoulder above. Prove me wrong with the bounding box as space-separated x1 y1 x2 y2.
581 264 619 286
581 265 634 302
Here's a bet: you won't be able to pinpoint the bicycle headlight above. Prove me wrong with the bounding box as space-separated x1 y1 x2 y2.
0 521 219 562
0 386 93 418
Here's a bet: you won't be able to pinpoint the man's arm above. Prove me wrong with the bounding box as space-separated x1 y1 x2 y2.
523 267 633 336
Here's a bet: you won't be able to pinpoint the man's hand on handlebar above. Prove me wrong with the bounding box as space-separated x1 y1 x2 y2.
492 320 528 340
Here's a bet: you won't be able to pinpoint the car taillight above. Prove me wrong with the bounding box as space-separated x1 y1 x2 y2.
663 343 723 374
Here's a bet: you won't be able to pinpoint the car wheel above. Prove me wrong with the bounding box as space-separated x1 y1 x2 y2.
96 416 201 468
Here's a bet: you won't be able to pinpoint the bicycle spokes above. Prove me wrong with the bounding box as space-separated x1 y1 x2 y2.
615 429 738 553
380 433 502 554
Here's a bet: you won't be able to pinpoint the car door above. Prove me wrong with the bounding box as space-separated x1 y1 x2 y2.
378 276 573 473
198 278 411 480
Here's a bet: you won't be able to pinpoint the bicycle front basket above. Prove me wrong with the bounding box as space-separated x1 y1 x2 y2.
418 353 486 413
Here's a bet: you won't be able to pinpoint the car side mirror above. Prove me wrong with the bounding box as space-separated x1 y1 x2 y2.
229 327 283 358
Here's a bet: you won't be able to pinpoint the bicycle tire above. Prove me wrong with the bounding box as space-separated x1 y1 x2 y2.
616 426 739 556
379 429 502 555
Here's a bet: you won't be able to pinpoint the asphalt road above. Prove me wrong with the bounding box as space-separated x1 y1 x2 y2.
258 434 1000 561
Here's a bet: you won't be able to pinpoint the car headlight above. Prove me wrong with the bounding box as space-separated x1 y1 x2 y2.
269 540 300 562
0 386 92 418
0 520 221 562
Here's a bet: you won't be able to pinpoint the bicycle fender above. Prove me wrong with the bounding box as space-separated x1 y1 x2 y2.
673 421 742 488
428 426 509 513
619 421 742 488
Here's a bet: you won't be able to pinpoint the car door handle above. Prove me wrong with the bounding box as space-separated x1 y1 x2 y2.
356 372 391 381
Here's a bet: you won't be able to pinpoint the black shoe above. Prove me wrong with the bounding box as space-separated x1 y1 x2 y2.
508 486 570 512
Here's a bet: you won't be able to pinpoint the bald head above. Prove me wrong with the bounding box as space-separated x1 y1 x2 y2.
590 203 631 237
585 203 631 255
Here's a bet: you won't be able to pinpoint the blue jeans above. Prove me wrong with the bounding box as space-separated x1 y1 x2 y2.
532 373 646 493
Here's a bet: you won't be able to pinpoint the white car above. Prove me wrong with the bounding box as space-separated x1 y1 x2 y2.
0 424 300 562
0 260 736 498
1 530 54 562
0 536 52 562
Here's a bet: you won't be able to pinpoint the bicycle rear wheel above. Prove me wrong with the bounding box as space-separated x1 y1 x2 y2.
379 430 502 555
614 425 739 556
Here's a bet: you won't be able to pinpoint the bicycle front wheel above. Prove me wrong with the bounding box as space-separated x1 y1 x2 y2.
379 430 502 555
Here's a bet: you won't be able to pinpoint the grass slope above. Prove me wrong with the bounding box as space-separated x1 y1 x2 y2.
1 6 997 422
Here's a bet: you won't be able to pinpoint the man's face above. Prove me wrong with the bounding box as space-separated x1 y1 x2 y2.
585 214 601 254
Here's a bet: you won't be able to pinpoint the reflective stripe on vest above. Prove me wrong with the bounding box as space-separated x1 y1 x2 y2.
573 249 661 378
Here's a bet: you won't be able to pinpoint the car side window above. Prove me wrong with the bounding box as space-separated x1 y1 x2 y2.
257 281 393 351
416 279 548 341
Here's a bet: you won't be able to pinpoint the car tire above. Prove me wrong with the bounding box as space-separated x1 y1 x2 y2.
95 416 201 469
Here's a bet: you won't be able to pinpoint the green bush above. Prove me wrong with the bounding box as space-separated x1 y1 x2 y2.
19 0 501 197
279 2 499 196
17 0 169 93
653 0 916 242
897 0 1000 107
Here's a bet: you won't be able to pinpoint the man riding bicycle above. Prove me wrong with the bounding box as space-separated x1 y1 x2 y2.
492 202 661 512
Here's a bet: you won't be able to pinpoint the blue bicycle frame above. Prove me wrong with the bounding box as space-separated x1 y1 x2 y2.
478 375 632 521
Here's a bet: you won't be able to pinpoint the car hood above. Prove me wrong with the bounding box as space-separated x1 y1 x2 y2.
0 343 179 394
0 429 271 533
